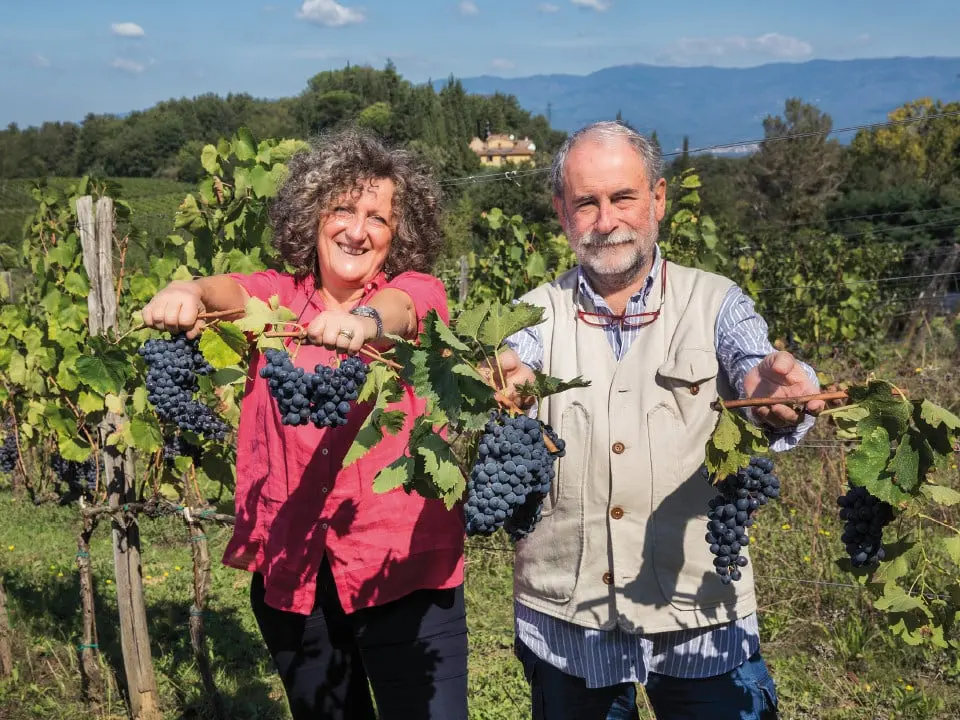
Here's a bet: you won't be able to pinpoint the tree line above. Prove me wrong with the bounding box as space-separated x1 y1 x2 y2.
0 61 565 183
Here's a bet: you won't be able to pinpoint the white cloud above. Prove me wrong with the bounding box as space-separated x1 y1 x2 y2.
459 1 479 15
30 54 51 68
538 3 560 12
491 58 515 70
668 33 813 61
112 57 146 74
855 33 872 45
297 0 365 27
571 0 609 11
111 22 145 38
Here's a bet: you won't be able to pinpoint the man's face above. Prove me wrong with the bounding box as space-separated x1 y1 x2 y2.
554 136 667 283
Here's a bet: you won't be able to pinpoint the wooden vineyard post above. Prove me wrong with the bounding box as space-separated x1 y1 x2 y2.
184 508 226 719
79 195 162 720
0 574 12 677
76 515 103 701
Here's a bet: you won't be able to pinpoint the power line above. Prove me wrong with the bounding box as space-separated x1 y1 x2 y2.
439 108 960 188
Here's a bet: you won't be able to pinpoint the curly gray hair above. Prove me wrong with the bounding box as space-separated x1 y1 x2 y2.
269 127 444 280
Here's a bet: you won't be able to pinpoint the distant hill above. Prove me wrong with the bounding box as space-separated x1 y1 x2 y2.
438 57 960 154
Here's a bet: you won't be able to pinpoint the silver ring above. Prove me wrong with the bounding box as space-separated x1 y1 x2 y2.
338 328 355 340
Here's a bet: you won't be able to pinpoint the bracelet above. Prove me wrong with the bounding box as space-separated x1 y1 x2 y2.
349 305 383 340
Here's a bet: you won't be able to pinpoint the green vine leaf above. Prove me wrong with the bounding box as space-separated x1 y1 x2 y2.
199 323 247 368
704 404 767 481
75 352 131 396
416 433 466 509
342 364 406 468
373 455 415 494
515 370 591 404
920 484 960 506
233 296 297 349
130 415 163 453
476 301 543 350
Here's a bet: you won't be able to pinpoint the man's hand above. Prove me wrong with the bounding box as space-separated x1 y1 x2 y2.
742 351 824 428
479 347 536 408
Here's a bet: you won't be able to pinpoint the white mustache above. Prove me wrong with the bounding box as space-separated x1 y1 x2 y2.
578 228 638 248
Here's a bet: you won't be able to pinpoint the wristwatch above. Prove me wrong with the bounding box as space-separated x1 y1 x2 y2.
349 305 383 340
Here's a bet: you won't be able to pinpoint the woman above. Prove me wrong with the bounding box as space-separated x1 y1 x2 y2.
140 128 468 720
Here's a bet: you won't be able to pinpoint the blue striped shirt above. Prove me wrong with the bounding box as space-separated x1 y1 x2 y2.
505 246 817 688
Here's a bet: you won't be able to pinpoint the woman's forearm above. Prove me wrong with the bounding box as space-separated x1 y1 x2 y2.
366 288 418 343
191 276 250 316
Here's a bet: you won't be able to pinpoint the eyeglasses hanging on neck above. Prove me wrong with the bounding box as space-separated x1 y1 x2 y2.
576 261 668 329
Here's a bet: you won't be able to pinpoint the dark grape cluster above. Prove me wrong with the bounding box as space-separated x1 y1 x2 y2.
0 431 17 473
260 349 369 429
163 434 202 466
52 453 99 497
138 334 228 440
464 412 566 542
703 456 781 585
837 486 894 567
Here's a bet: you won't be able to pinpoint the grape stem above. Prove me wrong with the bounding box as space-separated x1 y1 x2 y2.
719 390 849 410
262 330 404 370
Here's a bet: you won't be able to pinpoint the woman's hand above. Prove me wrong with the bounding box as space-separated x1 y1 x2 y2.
305 310 377 354
141 281 206 339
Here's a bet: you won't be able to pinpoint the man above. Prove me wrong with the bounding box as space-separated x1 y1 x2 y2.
495 121 823 720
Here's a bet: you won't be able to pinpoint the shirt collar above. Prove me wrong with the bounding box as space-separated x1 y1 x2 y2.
576 244 663 311
301 271 388 311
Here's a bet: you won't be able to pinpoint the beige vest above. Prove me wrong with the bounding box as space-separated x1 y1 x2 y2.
513 261 758 633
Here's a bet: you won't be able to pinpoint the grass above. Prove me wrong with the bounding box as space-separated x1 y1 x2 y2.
3 331 960 719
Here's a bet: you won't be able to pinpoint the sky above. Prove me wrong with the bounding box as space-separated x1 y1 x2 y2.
2 0 957 127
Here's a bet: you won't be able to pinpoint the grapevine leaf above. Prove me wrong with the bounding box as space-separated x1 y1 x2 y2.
477 301 544 350
846 425 891 488
919 484 960 506
233 296 283 334
380 410 406 435
827 404 870 440
515 370 591 403
77 392 104 415
200 145 220 175
199 326 244 368
58 436 92 463
105 393 125 415
454 302 491 340
342 365 406 468
234 127 258 161
704 405 766 481
63 271 89 297
130 416 163 453
941 535 960 565
870 540 918 584
173 455 194 475
915 399 960 460
416 433 466 509
76 352 131 396
132 386 149 414
373 455 415 494
158 483 182 501
250 165 278 198
847 380 912 437
918 398 960 432
342 422 384 468
885 428 922 493
873 581 927 613
428 312 471 352
211 368 246 387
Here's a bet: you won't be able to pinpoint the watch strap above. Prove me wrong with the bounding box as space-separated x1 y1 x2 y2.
350 305 383 339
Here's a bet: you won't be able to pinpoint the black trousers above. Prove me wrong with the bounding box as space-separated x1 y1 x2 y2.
250 559 469 720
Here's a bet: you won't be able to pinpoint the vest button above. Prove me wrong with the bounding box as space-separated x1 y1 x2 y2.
612 442 625 454
610 506 624 520
690 383 700 395
602 572 614 585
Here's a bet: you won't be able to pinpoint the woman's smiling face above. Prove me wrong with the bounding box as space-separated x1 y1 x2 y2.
315 177 396 288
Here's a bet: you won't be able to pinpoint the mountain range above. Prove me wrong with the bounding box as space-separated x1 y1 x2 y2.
438 57 960 154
